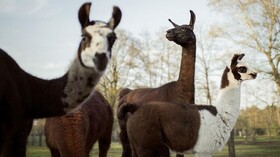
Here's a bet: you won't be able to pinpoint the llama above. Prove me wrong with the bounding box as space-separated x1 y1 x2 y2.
117 11 214 157
45 90 113 157
118 53 257 157
0 2 121 157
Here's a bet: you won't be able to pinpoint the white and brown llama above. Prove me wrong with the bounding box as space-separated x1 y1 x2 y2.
118 53 257 157
117 11 216 157
0 2 121 157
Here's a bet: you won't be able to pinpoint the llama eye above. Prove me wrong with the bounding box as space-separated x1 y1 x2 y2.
238 67 247 73
107 33 117 45
180 28 185 31
81 35 89 43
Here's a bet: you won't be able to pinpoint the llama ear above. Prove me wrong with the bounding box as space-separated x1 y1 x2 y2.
108 6 122 30
189 10 195 30
78 2 91 28
237 54 245 60
168 19 179 28
231 53 245 68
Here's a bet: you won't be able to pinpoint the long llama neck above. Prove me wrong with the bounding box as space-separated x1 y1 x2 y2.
215 67 242 128
193 67 242 154
27 58 102 118
176 45 196 104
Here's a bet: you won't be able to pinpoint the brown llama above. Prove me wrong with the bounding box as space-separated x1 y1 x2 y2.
119 54 257 157
0 2 121 157
45 90 113 157
117 11 214 157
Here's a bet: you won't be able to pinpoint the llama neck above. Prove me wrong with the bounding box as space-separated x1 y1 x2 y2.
193 71 241 153
27 58 102 118
215 70 241 128
176 45 196 104
62 58 103 110
216 86 241 115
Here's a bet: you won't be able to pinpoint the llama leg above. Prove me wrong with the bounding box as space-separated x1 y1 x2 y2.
2 133 24 157
130 144 157 157
2 120 32 157
0 124 5 155
49 148 61 157
130 143 138 157
137 149 156 157
119 125 132 157
98 136 111 157
159 145 170 157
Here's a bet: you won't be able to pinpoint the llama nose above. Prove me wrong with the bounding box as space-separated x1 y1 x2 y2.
95 53 107 61
250 72 257 79
93 53 108 71
166 30 174 40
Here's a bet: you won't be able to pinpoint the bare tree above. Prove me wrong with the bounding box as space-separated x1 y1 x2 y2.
97 30 138 107
196 25 224 105
133 28 181 88
30 119 45 146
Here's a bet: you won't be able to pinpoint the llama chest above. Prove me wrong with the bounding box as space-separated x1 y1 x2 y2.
61 61 101 112
192 110 234 153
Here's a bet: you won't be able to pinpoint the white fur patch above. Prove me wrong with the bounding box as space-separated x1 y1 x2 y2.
193 87 240 154
80 22 112 71
61 58 102 112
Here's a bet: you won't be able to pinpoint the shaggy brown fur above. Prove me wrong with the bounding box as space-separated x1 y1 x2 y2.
117 11 198 157
45 91 113 157
124 102 201 157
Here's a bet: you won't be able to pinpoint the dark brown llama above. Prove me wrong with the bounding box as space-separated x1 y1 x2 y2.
117 11 206 157
0 2 121 157
45 90 113 157
119 54 257 157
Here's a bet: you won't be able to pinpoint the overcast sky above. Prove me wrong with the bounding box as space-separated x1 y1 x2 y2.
0 0 220 78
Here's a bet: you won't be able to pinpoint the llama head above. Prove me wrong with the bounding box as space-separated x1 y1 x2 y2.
221 53 257 88
78 2 122 72
166 10 196 47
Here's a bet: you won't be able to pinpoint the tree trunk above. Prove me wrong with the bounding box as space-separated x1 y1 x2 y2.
228 130 236 157
31 133 35 146
38 131 43 146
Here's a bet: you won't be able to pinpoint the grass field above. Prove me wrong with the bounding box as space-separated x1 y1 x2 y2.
27 136 280 157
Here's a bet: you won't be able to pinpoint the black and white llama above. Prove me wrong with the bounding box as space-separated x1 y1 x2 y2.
0 2 121 157
118 53 257 157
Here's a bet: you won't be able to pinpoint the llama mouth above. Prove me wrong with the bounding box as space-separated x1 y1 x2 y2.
93 53 108 71
166 33 174 41
250 73 257 79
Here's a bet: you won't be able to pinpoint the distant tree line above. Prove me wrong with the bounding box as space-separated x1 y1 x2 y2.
236 105 280 138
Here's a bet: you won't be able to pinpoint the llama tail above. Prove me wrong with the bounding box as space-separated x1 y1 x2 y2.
119 88 132 99
117 103 139 120
117 88 133 120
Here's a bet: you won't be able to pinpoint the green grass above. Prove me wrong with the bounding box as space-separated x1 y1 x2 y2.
27 136 280 157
